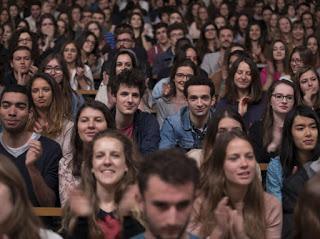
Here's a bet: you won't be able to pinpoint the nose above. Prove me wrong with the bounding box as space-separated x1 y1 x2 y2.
240 157 249 168
103 154 112 165
166 207 178 226
197 98 202 106
88 119 95 128
127 94 133 103
305 127 312 137
308 80 313 87
8 106 17 116
39 90 43 97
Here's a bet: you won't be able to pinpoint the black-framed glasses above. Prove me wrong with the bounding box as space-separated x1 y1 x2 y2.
272 93 294 102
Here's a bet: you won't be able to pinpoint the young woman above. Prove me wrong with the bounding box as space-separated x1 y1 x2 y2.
266 105 320 202
61 40 94 91
1 22 13 49
191 131 282 238
296 66 320 113
289 46 314 76
61 130 142 238
245 21 267 65
278 16 292 48
195 22 218 63
291 21 305 49
86 21 110 60
39 53 84 120
249 79 299 164
306 35 320 72
59 101 115 205
260 40 290 90
27 73 73 160
129 12 152 51
234 13 249 45
155 59 197 126
189 4 209 41
0 155 62 239
215 56 266 128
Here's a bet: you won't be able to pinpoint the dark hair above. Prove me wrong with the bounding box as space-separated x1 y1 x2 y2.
218 26 234 38
167 22 187 36
183 75 215 98
281 105 320 177
0 85 31 109
60 40 83 67
290 46 314 75
262 79 299 149
153 22 168 35
202 108 246 163
225 56 262 103
110 68 146 97
196 22 218 62
76 30 99 55
10 45 32 61
115 23 134 39
294 173 320 239
37 13 57 38
244 21 266 53
71 100 115 176
138 149 199 195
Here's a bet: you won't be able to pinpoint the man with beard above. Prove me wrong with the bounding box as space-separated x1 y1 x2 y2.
201 26 234 79
132 149 200 239
0 85 61 206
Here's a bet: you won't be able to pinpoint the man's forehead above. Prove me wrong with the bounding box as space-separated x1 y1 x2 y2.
1 92 28 103
118 84 139 92
13 50 31 57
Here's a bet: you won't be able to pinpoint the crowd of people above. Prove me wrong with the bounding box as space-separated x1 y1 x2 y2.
1 0 320 238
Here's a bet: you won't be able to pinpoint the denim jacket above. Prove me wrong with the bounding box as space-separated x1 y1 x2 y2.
159 106 213 151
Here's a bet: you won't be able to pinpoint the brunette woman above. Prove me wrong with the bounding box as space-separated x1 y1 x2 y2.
266 105 320 202
306 35 320 72
61 130 143 238
289 46 314 77
61 40 94 91
189 4 209 41
191 131 282 238
59 101 115 205
0 155 62 239
27 73 73 160
249 79 299 164
129 12 152 51
39 53 85 120
215 56 266 128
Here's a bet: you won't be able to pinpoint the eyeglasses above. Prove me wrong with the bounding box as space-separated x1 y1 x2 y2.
18 38 32 42
175 73 193 80
205 27 216 32
44 66 62 73
272 93 294 102
117 38 132 44
291 58 303 64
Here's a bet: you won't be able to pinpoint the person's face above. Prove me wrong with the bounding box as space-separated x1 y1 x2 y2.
272 41 285 61
155 27 168 44
82 11 92 25
169 13 182 24
31 78 53 110
88 23 100 38
217 117 242 134
292 25 305 41
83 34 96 53
130 14 142 29
262 9 272 24
92 136 128 188
187 85 213 118
204 24 217 40
254 2 264 15
16 21 28 31
41 2 52 14
115 54 133 75
191 4 199 17
2 25 12 42
63 43 77 63
277 0 285 9
17 32 33 49
292 115 318 152
10 50 32 74
98 0 109 9
302 14 313 28
116 33 134 49
141 175 195 239
270 14 278 28
58 13 69 24
198 7 208 21
174 66 194 93
57 20 66 35
169 29 184 47
41 18 55 37
71 8 81 22
299 70 320 97
214 17 226 29
0 182 13 224
219 29 233 49
31 4 41 18
271 83 295 114
92 13 105 25
77 107 108 143
224 138 256 187
9 5 18 17
0 92 30 133
287 5 296 18
279 18 291 34
234 61 252 90
103 8 112 21
219 3 229 17
185 48 197 65
44 58 63 84
249 24 261 41
307 37 318 55
238 15 248 30
0 10 9 23
115 84 141 116
290 52 303 74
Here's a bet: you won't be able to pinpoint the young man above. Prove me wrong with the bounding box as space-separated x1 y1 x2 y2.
111 69 160 154
132 149 200 239
25 1 42 32
3 46 36 87
201 26 234 78
0 85 62 206
160 76 215 151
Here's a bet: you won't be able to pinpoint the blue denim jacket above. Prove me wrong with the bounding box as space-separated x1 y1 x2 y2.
266 156 283 202
160 106 213 151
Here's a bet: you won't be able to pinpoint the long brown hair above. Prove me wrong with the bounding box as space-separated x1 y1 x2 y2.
195 131 265 238
0 155 41 239
62 129 139 238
